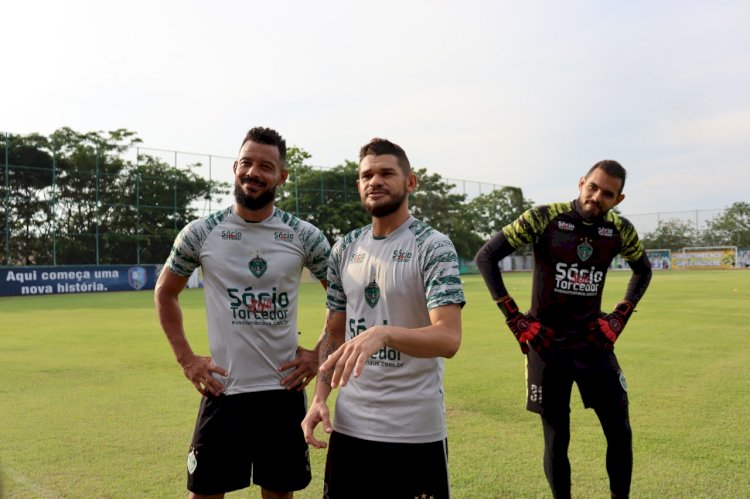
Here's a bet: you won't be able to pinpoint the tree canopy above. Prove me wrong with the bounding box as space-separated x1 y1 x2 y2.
1 128 229 265
640 203 750 251
641 219 699 250
702 202 750 248
276 150 370 244
465 186 534 242
3 129 747 265
275 157 526 259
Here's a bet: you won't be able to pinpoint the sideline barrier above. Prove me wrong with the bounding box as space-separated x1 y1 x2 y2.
0 265 162 297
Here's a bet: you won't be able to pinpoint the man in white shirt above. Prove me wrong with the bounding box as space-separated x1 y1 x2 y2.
155 127 330 499
302 138 465 498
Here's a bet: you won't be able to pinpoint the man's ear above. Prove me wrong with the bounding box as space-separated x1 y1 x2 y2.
407 172 418 193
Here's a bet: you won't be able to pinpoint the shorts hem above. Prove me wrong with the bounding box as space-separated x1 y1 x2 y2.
254 476 312 494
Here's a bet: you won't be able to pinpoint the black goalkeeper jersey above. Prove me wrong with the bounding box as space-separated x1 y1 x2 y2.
502 200 646 344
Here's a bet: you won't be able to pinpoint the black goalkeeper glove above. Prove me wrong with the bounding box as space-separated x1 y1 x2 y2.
588 301 635 350
497 296 554 354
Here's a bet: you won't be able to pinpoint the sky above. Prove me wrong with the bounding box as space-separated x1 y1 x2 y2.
3 0 749 220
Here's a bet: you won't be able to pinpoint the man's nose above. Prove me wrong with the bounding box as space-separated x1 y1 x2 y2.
369 174 384 186
244 164 262 177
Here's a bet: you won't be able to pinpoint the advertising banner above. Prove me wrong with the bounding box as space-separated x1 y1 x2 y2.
672 247 737 270
646 249 672 270
0 265 163 297
738 249 750 268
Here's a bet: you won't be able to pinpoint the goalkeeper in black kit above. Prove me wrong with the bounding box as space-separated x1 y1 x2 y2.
475 160 652 499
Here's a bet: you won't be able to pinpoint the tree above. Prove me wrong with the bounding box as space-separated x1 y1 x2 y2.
44 128 141 264
1 128 229 265
409 168 485 259
465 186 534 242
701 202 750 248
277 159 490 258
276 151 370 244
108 152 228 264
0 133 56 263
641 219 699 250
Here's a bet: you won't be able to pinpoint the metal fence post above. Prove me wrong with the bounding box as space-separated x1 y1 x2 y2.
343 168 348 203
294 165 300 216
319 168 324 206
95 145 101 265
695 211 700 240
4 133 9 264
173 151 178 232
52 137 57 266
136 148 141 265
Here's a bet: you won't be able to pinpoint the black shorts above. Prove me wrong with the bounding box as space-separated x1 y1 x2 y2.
186 390 311 495
324 431 450 499
525 346 628 415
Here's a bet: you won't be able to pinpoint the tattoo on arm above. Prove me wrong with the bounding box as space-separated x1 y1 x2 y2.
318 330 342 386
319 364 332 386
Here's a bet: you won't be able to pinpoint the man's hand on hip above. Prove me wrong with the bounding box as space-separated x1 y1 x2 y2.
497 296 554 354
588 301 635 350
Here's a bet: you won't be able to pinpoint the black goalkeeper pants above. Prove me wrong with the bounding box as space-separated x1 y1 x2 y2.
541 404 632 499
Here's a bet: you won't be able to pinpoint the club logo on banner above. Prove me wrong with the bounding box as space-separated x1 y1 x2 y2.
128 267 147 290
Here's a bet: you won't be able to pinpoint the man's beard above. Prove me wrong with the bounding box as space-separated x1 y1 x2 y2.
234 180 276 211
364 190 407 218
579 199 606 221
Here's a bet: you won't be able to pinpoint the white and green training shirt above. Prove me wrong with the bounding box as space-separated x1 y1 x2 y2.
327 216 465 443
165 206 330 395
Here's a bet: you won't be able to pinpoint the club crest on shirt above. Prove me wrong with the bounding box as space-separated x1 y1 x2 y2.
248 254 268 278
577 240 593 261
364 279 380 308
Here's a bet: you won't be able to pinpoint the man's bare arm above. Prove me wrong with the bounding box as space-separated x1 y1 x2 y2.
321 303 463 389
301 309 347 448
154 268 227 396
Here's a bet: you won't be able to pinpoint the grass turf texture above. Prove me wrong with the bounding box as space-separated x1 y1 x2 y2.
1 271 748 498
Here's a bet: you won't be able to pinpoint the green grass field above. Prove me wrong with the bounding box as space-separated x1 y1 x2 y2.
1 271 748 498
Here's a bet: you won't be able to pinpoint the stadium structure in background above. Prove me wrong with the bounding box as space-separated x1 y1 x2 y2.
1 130 745 271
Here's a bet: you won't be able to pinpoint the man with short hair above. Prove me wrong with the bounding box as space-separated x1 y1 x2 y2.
302 138 465 498
155 127 330 499
475 160 652 499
